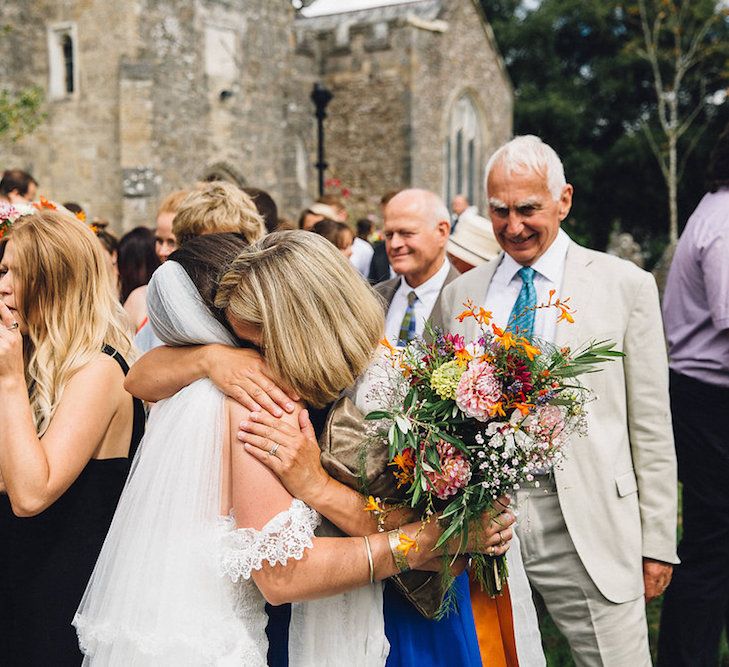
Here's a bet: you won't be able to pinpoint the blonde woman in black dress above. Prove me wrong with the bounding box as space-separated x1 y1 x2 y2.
0 209 143 666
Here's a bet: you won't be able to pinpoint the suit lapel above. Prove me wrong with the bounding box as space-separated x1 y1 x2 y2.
432 265 461 322
554 242 592 353
464 255 502 340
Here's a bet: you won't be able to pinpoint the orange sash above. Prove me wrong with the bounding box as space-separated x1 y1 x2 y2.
470 575 519 667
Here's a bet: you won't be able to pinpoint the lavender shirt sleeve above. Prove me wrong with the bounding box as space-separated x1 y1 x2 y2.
702 228 729 331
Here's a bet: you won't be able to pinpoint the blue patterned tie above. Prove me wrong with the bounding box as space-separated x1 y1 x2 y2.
508 267 536 337
397 291 418 346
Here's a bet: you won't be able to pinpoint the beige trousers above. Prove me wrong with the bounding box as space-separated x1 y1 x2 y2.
515 479 652 667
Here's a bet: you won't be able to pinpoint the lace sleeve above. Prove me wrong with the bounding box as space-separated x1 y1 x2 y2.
219 499 321 582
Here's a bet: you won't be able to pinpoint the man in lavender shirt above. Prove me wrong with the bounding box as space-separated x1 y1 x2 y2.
658 127 729 667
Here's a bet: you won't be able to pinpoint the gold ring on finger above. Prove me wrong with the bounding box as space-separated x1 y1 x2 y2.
269 443 280 457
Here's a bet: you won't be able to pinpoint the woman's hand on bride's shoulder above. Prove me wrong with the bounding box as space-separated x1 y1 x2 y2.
237 409 330 503
205 344 299 417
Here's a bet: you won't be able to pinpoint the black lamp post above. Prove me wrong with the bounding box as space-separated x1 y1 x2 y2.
310 82 333 197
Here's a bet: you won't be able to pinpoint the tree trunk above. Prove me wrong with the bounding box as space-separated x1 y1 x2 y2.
668 130 678 244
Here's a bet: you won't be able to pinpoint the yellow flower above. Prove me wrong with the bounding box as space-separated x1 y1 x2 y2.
518 338 542 361
493 325 517 350
396 533 419 556
489 401 506 418
476 307 493 325
557 307 575 324
363 496 383 513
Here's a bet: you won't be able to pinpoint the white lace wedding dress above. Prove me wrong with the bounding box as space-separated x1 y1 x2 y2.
73 262 329 665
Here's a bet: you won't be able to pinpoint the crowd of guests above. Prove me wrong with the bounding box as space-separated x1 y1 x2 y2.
0 127 727 667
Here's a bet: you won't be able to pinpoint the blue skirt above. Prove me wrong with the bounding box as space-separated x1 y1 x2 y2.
384 571 482 666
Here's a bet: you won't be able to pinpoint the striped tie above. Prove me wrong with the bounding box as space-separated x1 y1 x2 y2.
397 290 418 346
508 267 536 337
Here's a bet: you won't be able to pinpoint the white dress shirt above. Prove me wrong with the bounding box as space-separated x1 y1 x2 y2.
385 259 451 344
350 237 374 277
484 229 570 344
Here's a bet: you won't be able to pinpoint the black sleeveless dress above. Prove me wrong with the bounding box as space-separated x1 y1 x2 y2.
0 347 145 666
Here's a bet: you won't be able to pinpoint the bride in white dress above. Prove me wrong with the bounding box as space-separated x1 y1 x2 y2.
74 231 515 666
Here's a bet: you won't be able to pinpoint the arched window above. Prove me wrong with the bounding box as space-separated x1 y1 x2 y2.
443 94 482 208
62 34 74 94
48 23 78 99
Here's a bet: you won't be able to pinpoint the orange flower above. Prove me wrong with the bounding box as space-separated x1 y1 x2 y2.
456 308 475 323
456 300 478 322
557 307 575 324
518 338 541 361
390 450 415 472
396 533 419 556
494 328 517 350
476 307 493 325
75 210 86 223
513 402 534 416
380 338 397 355
363 496 383 513
455 348 473 366
489 401 506 417
33 196 57 211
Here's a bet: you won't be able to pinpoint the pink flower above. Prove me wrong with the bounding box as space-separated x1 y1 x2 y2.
423 440 472 500
455 360 502 421
445 332 465 351
536 405 565 437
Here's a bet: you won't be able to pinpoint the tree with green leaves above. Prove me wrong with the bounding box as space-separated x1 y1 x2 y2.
481 0 729 260
630 0 729 244
0 86 44 144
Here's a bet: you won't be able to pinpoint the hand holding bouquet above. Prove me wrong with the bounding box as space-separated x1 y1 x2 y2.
364 294 622 608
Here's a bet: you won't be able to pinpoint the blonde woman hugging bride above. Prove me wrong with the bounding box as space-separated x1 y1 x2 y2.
75 230 514 665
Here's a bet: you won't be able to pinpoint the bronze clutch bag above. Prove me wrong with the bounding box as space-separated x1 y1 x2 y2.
318 396 449 619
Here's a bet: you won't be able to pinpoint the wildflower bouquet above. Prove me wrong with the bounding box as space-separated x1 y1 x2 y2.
364 295 622 601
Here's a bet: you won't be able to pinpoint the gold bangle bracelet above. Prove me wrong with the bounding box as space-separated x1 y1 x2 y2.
363 535 374 584
387 530 410 573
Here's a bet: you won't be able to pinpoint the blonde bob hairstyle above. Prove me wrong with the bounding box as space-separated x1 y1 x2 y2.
5 210 134 434
172 181 266 247
215 230 384 408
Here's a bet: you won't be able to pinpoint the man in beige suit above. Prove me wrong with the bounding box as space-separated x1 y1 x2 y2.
376 189 459 343
433 136 678 666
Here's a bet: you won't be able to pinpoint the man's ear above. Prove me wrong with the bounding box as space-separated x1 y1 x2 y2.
436 219 451 240
558 184 574 222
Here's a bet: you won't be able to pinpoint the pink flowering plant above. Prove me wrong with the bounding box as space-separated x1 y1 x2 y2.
364 295 621 603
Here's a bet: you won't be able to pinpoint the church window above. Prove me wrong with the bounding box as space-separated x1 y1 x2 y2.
48 23 78 99
444 94 483 208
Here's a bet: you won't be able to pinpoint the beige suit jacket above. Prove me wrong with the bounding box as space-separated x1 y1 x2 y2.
431 241 678 603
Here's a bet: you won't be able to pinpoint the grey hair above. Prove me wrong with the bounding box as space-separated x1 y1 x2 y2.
484 135 567 201
386 188 451 228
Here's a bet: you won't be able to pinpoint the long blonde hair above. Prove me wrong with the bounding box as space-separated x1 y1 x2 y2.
6 210 134 434
215 231 384 407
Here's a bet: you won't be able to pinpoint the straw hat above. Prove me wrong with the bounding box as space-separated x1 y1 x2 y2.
447 214 501 267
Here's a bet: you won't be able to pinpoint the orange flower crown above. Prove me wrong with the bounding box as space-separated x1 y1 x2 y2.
0 197 87 240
